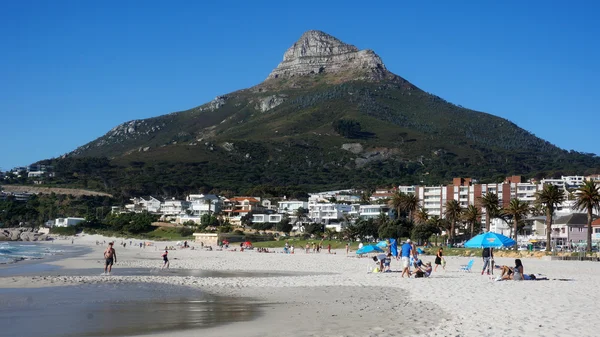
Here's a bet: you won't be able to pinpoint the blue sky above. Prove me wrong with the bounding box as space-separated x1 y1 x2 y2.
1 0 598 170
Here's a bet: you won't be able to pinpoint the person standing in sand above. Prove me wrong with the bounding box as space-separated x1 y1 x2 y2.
161 248 169 269
482 247 494 275
103 242 117 276
346 243 349 255
434 247 444 272
401 239 412 278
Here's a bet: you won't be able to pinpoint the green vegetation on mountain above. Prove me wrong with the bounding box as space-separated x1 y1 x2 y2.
22 31 600 197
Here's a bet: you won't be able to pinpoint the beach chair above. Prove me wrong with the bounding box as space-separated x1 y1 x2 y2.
459 259 474 272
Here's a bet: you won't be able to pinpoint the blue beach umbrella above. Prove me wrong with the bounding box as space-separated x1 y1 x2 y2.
376 240 388 248
356 245 384 255
464 232 516 248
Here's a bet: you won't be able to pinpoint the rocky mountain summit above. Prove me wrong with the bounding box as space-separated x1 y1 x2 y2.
267 30 394 82
52 30 600 195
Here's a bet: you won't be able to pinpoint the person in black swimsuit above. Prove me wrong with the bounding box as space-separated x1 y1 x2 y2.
434 248 444 272
161 248 169 269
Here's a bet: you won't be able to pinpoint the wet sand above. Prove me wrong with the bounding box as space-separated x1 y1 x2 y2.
0 283 260 337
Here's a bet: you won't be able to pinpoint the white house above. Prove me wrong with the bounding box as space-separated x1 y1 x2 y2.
308 202 352 224
54 217 86 227
161 199 190 216
359 204 390 220
252 213 283 224
126 196 162 213
278 200 308 214
187 194 221 216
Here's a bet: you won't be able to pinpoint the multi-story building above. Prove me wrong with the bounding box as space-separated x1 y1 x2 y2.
402 176 544 234
278 200 308 214
187 194 221 216
540 176 586 195
222 197 264 225
307 202 352 224
358 204 390 220
125 196 162 213
161 199 191 216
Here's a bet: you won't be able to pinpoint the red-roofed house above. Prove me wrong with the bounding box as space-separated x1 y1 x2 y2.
222 197 265 225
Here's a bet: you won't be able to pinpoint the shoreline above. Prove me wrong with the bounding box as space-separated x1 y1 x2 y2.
1 234 599 336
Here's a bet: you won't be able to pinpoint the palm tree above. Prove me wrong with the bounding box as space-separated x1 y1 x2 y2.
414 207 429 225
479 192 500 232
572 180 600 253
205 198 214 217
462 205 481 238
503 199 530 244
535 184 565 252
388 192 406 219
444 200 462 241
403 194 420 222
294 207 307 224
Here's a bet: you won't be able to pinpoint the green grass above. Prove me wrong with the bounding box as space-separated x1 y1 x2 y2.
141 227 194 241
253 239 351 250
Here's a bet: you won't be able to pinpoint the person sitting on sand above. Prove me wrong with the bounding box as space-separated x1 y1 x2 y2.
497 259 525 281
512 259 524 281
414 262 432 278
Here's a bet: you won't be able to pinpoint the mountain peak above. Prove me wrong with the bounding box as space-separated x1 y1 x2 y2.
267 30 393 82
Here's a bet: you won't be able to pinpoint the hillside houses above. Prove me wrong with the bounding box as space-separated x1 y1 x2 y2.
111 173 600 244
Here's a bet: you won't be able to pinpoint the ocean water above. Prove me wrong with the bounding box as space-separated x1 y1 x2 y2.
0 242 65 264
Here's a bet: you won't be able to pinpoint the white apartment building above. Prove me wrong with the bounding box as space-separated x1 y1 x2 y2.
161 199 190 216
359 204 390 220
308 202 352 224
187 194 221 216
278 200 308 214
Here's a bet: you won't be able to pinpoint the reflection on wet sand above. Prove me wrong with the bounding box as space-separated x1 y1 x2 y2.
0 283 261 337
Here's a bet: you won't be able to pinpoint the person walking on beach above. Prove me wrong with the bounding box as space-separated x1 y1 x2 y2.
482 247 494 275
103 242 117 276
401 239 413 278
161 248 169 269
434 247 445 272
346 243 349 255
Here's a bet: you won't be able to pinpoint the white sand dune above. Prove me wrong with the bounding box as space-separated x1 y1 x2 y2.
1 235 598 337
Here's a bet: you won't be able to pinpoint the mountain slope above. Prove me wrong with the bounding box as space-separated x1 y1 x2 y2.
51 30 599 195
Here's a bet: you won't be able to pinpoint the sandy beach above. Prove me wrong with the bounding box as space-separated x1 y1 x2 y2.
1 234 599 337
